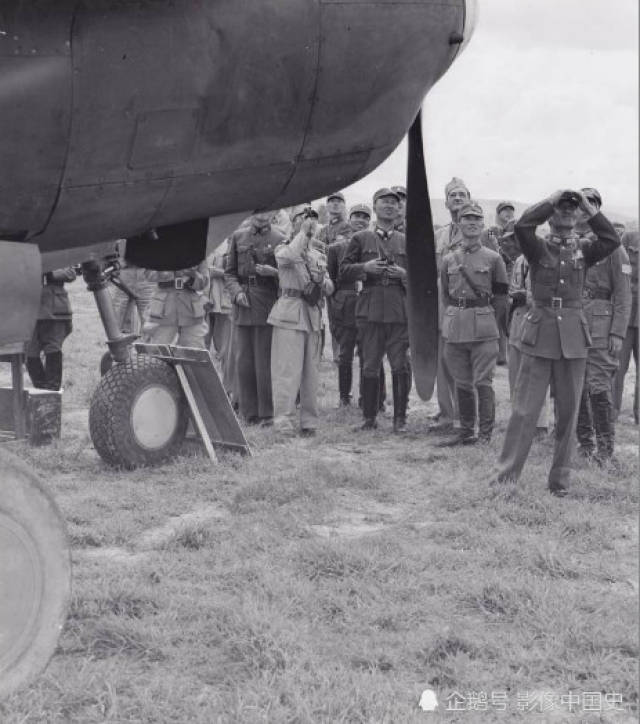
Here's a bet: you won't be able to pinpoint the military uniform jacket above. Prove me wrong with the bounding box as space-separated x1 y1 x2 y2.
339 227 407 324
38 268 76 320
224 224 284 326
318 217 352 249
621 231 639 328
581 239 631 348
147 261 210 326
515 201 620 360
267 232 325 333
508 254 532 345
327 224 361 328
440 243 508 343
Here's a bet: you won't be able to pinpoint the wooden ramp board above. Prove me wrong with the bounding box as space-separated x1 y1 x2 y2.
135 344 251 458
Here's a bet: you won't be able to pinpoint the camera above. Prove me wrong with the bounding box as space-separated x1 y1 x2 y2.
558 191 581 207
302 206 319 220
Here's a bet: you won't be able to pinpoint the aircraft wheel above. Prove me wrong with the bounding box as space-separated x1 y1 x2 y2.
0 449 70 698
89 355 188 469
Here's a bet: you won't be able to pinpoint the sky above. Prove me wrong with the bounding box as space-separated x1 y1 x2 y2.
345 0 638 218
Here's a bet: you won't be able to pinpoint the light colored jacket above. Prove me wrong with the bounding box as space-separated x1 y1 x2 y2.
206 240 232 315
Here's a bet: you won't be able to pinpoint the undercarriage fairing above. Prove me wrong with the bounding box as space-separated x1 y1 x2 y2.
0 0 473 261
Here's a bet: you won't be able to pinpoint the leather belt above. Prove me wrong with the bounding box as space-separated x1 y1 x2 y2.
583 289 612 300
241 275 273 287
280 288 303 298
158 278 189 290
364 279 403 288
336 283 357 292
452 297 490 309
533 298 582 309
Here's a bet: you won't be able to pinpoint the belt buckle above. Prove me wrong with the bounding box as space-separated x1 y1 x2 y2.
174 278 184 290
550 297 562 309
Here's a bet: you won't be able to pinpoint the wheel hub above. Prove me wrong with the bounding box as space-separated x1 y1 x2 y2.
130 384 180 450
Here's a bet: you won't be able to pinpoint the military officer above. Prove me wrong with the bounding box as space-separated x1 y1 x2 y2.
317 192 351 248
613 222 627 239
430 177 471 433
143 261 210 348
613 230 639 424
391 185 407 233
437 202 509 445
492 190 620 496
26 268 76 391
339 188 410 432
327 203 370 405
574 189 631 462
224 212 285 424
268 217 333 434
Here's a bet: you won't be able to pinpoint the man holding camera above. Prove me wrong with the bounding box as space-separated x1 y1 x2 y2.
268 213 333 435
339 188 410 432
438 202 509 446
224 211 285 424
492 190 620 496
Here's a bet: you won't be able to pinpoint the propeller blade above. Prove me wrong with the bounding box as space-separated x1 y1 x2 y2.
405 109 439 400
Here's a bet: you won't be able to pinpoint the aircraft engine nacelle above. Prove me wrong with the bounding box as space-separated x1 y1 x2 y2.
0 0 475 263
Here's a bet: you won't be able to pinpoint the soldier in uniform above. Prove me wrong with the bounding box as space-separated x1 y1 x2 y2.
143 261 210 348
340 188 410 432
613 230 639 424
492 190 620 496
391 185 407 233
204 238 234 397
430 177 471 433
613 222 626 239
268 216 333 434
224 212 284 423
437 202 509 445
327 203 370 405
574 189 631 462
26 268 76 391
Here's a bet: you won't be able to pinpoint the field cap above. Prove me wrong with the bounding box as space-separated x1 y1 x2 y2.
327 192 345 203
373 187 400 203
391 185 407 198
349 203 372 218
496 200 515 214
458 201 484 218
445 177 469 197
581 187 602 207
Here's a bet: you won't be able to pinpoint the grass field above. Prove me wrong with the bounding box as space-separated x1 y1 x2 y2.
1 282 638 723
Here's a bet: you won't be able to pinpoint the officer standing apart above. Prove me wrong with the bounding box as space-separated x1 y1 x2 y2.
492 190 620 496
340 188 410 432
327 204 371 406
438 202 509 446
224 212 284 424
613 230 639 424
143 260 210 348
268 214 333 434
26 268 76 391
574 188 631 463
430 177 471 433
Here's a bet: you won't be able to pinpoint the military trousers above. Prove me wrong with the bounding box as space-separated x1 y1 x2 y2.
26 319 72 356
358 321 409 378
508 343 549 428
327 298 340 363
110 269 155 334
613 326 638 420
144 319 208 349
444 339 498 391
584 346 619 396
271 327 320 430
337 325 358 367
496 352 586 488
436 333 457 423
234 324 273 420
